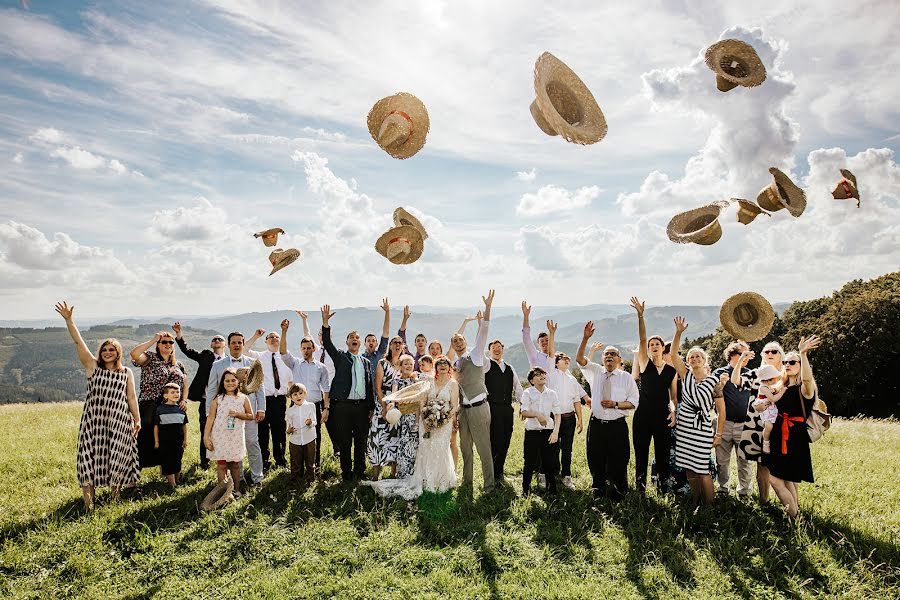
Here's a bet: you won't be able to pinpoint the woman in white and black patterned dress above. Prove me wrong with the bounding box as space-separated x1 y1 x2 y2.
392 355 420 479
369 337 405 480
55 302 140 510
670 317 728 508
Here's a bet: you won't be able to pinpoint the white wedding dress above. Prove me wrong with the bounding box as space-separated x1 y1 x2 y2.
363 380 458 500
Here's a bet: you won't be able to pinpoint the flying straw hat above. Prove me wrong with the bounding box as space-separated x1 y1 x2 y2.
666 202 729 245
720 291 776 342
200 478 234 511
235 360 264 395
375 225 425 265
756 167 807 217
704 39 767 92
268 248 300 276
733 198 770 225
367 92 430 159
832 169 860 207
530 52 607 145
253 228 285 247
384 380 431 415
392 207 429 240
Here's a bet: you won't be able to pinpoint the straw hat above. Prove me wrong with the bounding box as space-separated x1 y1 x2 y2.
704 39 767 92
392 207 429 240
235 360 264 394
253 228 285 247
733 198 770 225
268 248 300 276
385 380 431 415
375 225 425 265
720 291 776 342
832 169 860 207
666 202 729 245
530 52 607 145
367 92 430 159
756 168 807 217
200 478 233 511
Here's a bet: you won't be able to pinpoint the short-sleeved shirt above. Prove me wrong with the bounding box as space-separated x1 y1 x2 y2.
712 365 752 422
578 363 640 420
154 403 188 430
520 386 562 431
134 351 186 404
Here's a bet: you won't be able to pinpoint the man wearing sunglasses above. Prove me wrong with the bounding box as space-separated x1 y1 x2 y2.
172 322 227 470
712 341 754 497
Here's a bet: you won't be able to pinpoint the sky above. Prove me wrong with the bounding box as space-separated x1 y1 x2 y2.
1 1 898 320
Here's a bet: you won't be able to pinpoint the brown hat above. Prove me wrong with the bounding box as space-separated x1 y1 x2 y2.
530 52 607 145
253 228 285 247
756 168 806 217
704 39 767 92
832 169 860 207
375 225 424 265
235 359 264 394
384 380 431 414
666 202 729 245
720 291 776 342
367 93 430 159
733 198 770 225
268 248 300 276
393 207 428 240
200 478 233 511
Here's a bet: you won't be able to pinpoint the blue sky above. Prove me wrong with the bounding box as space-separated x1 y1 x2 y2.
1 1 898 319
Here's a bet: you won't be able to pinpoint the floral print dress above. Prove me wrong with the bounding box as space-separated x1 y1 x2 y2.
133 351 186 468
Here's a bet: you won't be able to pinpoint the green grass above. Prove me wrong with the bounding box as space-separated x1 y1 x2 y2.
0 403 898 599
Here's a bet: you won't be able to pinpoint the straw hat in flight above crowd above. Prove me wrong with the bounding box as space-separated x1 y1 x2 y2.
253 228 285 247
720 291 776 342
666 201 730 246
832 169 860 208
268 248 300 276
733 199 770 225
375 207 429 265
757 167 807 217
368 92 430 159
704 39 767 92
530 52 607 145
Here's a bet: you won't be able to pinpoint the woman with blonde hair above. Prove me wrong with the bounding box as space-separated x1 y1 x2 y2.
130 330 187 472
55 301 140 510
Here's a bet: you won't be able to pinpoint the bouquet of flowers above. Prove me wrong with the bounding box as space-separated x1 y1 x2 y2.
421 395 452 439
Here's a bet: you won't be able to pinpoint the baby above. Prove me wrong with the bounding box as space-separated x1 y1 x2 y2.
755 364 787 454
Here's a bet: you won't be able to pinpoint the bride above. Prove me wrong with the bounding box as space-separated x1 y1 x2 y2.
363 355 459 500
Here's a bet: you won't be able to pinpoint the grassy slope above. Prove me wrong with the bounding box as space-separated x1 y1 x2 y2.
0 403 897 599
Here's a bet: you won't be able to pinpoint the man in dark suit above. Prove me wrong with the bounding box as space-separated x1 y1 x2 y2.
320 304 374 481
172 321 226 469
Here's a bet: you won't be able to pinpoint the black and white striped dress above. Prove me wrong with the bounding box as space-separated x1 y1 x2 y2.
76 368 140 488
674 371 719 474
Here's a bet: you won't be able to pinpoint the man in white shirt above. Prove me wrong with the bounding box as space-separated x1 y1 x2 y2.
243 328 294 471
519 367 562 495
548 352 590 490
521 301 556 370
576 321 639 501
484 338 524 482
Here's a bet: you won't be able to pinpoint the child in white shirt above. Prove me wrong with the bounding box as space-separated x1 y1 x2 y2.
520 367 562 496
286 383 317 487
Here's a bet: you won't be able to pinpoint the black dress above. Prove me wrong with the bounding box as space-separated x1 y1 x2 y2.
634 362 677 491
762 385 814 483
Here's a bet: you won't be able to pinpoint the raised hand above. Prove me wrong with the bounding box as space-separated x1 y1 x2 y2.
296 311 308 320
254 328 266 337
403 305 411 320
320 304 334 326
475 309 483 323
521 301 531 318
381 298 390 313
172 321 182 337
546 320 558 335
717 373 730 391
54 301 74 321
281 319 290 331
154 332 164 342
583 321 595 339
482 289 495 308
674 316 688 335
590 342 605 352
798 335 821 354
630 296 645 316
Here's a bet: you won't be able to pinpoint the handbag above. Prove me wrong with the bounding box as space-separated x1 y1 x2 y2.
800 388 831 443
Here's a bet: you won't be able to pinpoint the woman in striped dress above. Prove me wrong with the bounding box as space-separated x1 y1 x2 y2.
670 317 728 508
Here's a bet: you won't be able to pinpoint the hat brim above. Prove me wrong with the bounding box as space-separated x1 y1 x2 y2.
667 203 726 245
720 292 776 342
393 207 429 240
533 52 607 145
269 249 300 276
367 93 429 159
200 479 234 511
384 380 431 414
734 199 769 224
375 225 425 265
704 39 767 89
757 168 806 217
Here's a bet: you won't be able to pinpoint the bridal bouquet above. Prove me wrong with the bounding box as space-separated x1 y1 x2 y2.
421 396 451 439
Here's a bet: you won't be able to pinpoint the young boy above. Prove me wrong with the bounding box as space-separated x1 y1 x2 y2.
418 354 434 376
154 382 188 489
520 367 562 496
285 383 317 487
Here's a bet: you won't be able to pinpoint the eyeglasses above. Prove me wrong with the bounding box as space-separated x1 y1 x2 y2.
782 359 799 366
391 341 404 345
763 349 780 355
603 352 620 357
159 340 174 345
211 338 225 343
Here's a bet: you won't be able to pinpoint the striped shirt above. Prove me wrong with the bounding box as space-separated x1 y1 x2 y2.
674 371 719 473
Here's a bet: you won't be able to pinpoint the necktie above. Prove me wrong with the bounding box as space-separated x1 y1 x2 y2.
602 372 613 408
320 348 326 363
271 353 281 390
352 354 365 398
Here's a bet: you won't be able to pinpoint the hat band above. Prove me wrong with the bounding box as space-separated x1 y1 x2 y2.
387 110 414 139
840 180 854 194
389 236 411 247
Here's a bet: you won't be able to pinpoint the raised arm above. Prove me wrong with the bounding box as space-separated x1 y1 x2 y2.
380 298 390 340
130 333 163 367
54 301 96 372
732 351 753 386
320 305 339 362
471 291 493 363
399 305 410 339
521 301 540 365
546 319 557 358
575 321 595 367
172 321 204 362
445 315 476 361
798 335 821 399
243 328 265 357
670 317 689 378
630 297 649 373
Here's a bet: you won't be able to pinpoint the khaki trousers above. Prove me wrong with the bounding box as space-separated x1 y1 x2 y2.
715 420 753 495
459 402 495 491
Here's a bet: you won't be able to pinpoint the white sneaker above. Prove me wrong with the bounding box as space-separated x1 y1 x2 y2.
537 474 546 489
563 476 576 490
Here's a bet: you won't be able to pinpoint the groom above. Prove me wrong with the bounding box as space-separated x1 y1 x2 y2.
451 289 496 493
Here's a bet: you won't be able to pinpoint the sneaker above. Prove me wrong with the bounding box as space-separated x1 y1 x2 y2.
537 474 546 489
562 476 576 490
762 440 771 454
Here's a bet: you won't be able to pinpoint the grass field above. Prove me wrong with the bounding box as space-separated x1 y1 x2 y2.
0 402 898 599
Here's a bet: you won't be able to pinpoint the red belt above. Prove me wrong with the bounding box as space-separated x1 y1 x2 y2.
780 413 804 454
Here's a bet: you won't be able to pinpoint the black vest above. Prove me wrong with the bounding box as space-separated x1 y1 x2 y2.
485 360 514 405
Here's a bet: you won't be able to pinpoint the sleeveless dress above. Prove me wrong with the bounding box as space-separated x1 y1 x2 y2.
367 359 401 466
363 380 458 500
76 368 140 488
208 394 248 462
394 375 420 478
674 371 719 474
762 385 814 483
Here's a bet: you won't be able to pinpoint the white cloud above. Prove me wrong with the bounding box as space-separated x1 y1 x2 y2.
29 127 66 145
150 197 230 242
50 145 107 170
516 168 537 183
12 152 24 164
517 184 601 217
